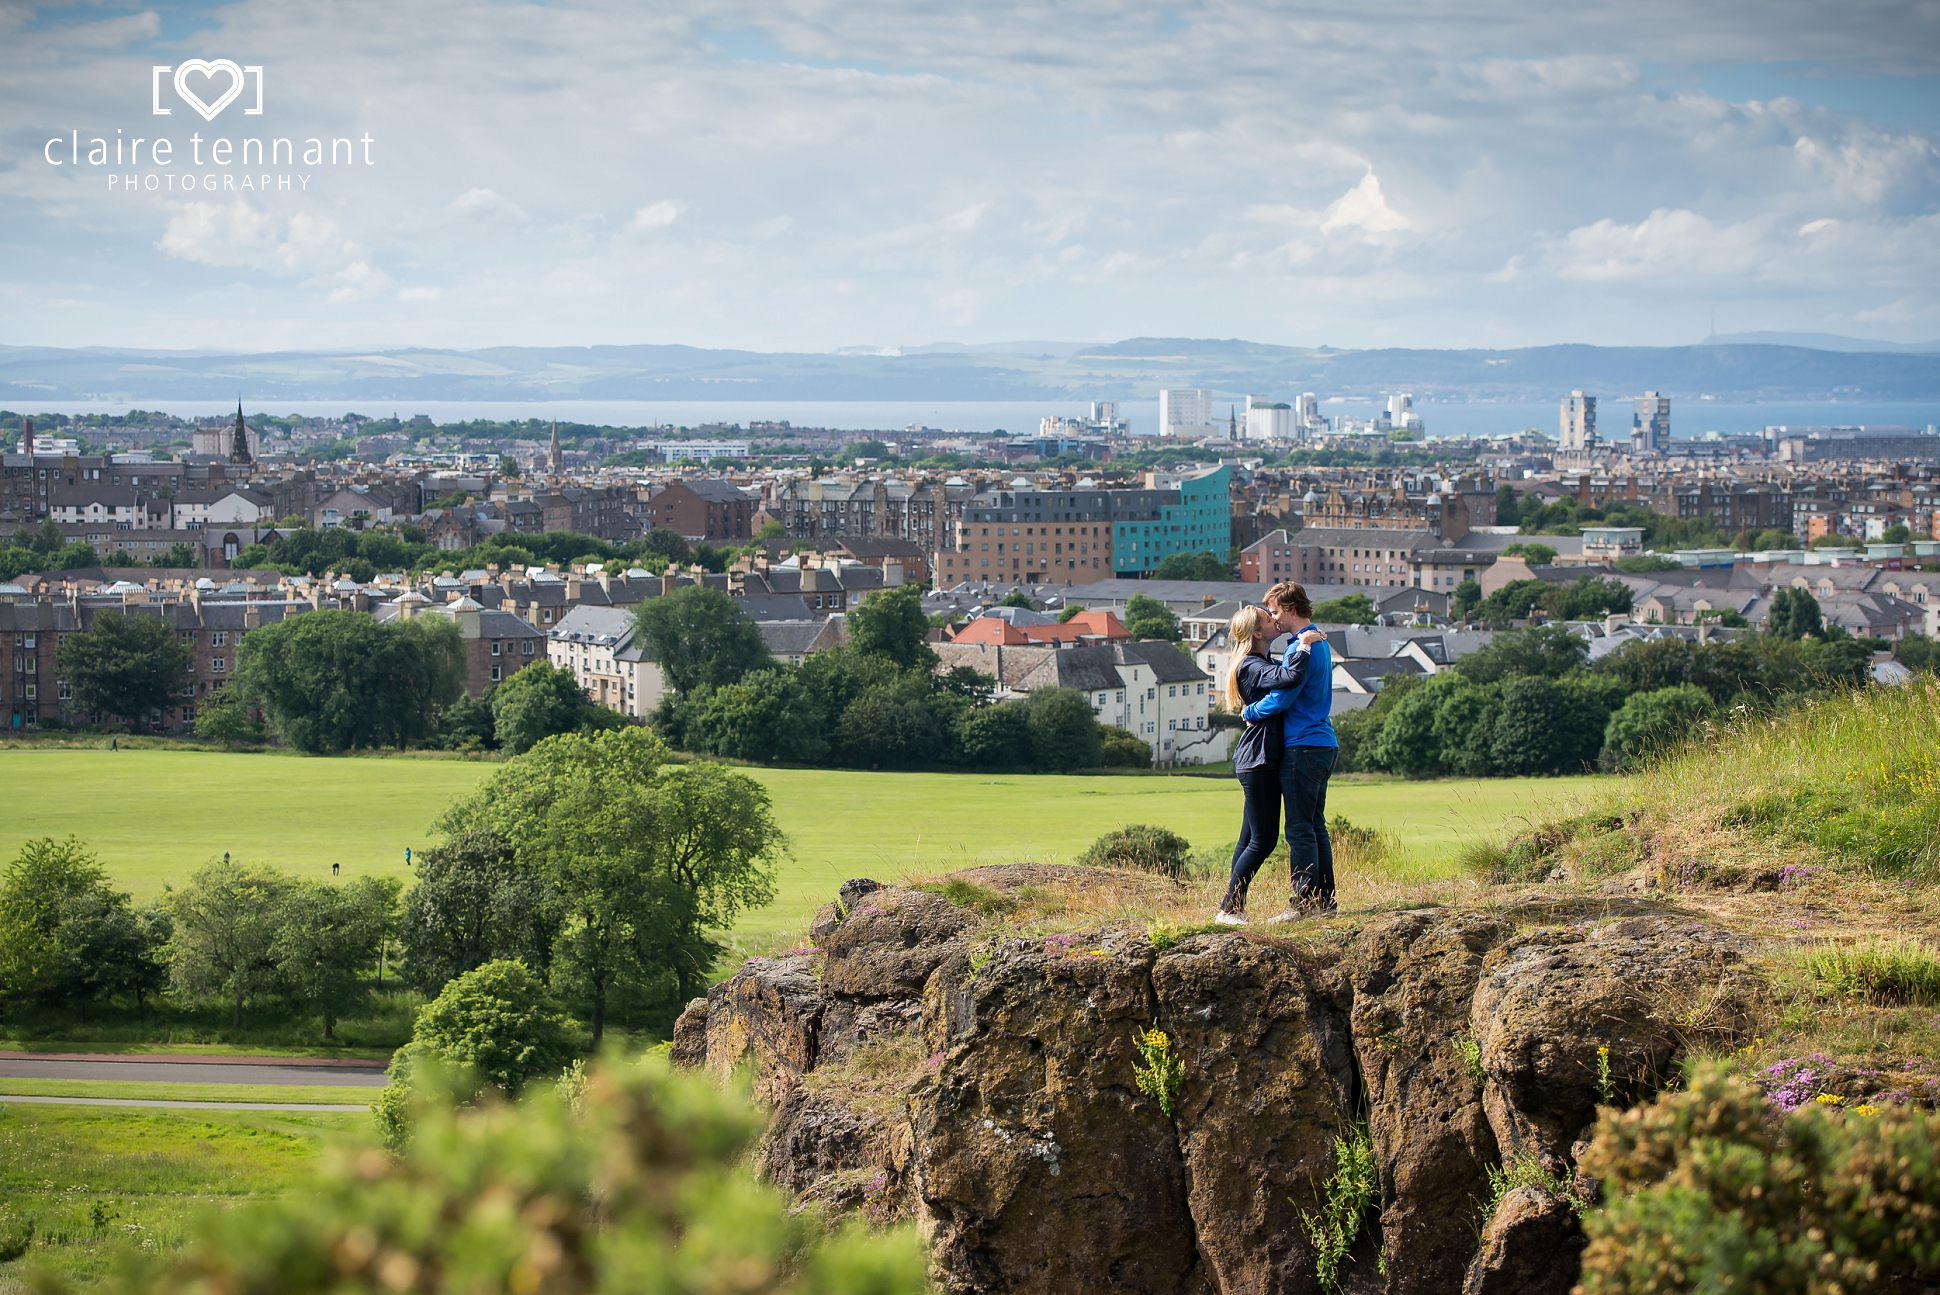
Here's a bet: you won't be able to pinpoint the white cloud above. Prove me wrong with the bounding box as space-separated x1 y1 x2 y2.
627 200 685 231
1318 173 1412 235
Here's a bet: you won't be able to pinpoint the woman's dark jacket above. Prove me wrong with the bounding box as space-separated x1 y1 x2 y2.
1230 648 1313 773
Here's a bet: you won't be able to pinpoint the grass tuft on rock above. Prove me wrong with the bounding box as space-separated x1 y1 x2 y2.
1801 937 1940 1005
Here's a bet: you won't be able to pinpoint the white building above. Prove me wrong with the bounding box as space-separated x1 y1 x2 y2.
547 604 665 719
1159 389 1219 438
643 441 750 461
1245 395 1294 441
1561 392 1597 451
1295 393 1326 439
1632 394 1670 454
1387 394 1424 434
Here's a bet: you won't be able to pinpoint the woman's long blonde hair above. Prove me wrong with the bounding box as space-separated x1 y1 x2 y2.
1220 605 1273 712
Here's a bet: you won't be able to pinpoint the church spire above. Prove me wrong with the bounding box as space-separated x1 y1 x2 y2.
229 398 253 465
548 419 561 473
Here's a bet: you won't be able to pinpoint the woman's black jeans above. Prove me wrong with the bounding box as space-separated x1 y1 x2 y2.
1281 745 1338 902
1221 765 1281 913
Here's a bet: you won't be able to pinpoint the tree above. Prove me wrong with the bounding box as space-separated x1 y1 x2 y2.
1898 633 1940 674
838 683 945 767
1452 576 1483 621
1025 688 1104 771
1454 624 1590 683
1501 541 1558 565
1099 725 1152 768
683 670 827 763
398 827 557 996
1151 551 1232 581
490 662 622 755
443 728 780 1044
1487 675 1607 775
1494 482 1521 527
848 583 936 669
194 685 263 744
1600 684 1713 771
951 703 1031 767
634 585 770 696
151 542 200 568
1614 555 1684 573
408 959 573 1092
236 610 467 752
56 611 189 727
1124 593 1182 641
433 691 496 750
1312 594 1377 625
999 589 1035 609
273 876 400 1039
1883 522 1911 544
1471 578 1555 628
165 859 292 1028
1056 604 1087 624
0 836 150 1016
497 454 521 479
1767 587 1823 640
757 518 786 540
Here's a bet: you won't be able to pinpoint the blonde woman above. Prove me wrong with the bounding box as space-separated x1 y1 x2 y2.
1216 604 1326 925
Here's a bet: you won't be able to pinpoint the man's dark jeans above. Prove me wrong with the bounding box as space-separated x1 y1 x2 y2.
1221 765 1281 913
1280 745 1337 902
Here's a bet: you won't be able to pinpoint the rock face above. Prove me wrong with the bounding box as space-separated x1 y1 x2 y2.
1462 1187 1585 1295
683 880 1754 1295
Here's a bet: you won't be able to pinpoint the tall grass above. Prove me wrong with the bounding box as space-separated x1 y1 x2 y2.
1800 937 1940 1004
1624 679 1940 877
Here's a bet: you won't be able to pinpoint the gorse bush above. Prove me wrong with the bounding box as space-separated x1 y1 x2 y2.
1578 1064 1940 1294
79 1057 928 1295
1079 824 1193 879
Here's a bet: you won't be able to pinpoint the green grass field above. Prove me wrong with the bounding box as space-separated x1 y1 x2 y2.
0 1080 375 1106
0 1104 363 1289
0 750 1608 938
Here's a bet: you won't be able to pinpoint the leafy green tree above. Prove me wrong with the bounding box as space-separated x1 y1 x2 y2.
1367 673 1470 777
444 729 780 1044
1099 725 1153 768
999 589 1035 609
409 959 573 1093
125 1056 926 1295
1898 633 1940 674
1311 594 1377 625
1430 678 1501 777
1471 578 1553 628
1452 576 1483 620
0 836 143 1014
951 702 1031 768
935 664 996 704
1455 623 1590 683
165 859 293 1028
489 661 622 756
1025 687 1104 771
398 827 557 995
1614 555 1683 573
635 585 771 696
838 683 945 767
150 542 201 568
1548 575 1633 620
849 582 936 669
236 610 467 752
194 685 262 743
1056 603 1087 623
1600 683 1714 771
1123 592 1182 641
757 518 786 540
1501 541 1558 565
1882 522 1911 544
1746 528 1799 551
433 690 497 750
1494 482 1521 527
684 670 827 763
273 876 400 1039
56 611 190 727
1151 551 1232 581
1487 675 1606 775
795 644 906 725
1767 586 1823 640
497 454 521 478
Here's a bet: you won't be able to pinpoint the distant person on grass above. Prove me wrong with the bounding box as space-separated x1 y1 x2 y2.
1215 604 1326 925
1239 582 1339 921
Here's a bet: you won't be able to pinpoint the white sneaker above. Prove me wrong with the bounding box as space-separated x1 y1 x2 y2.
1264 908 1301 925
1213 910 1248 927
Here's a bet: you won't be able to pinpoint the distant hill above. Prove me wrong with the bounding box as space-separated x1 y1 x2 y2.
2 338 1936 403
1705 331 1940 354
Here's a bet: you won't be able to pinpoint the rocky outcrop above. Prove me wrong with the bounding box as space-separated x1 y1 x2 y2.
683 878 1759 1295
1462 1187 1584 1295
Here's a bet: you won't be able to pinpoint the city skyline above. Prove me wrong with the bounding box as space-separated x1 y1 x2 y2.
2 0 1936 356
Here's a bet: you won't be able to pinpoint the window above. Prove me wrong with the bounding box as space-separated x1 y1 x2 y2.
491 665 502 682
24 683 35 700
491 640 502 656
211 631 227 646
522 640 534 655
57 681 70 700
21 636 33 650
212 658 226 673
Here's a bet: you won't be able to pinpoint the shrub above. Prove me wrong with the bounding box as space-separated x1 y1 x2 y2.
1301 1123 1377 1292
94 1056 928 1295
411 959 575 1093
1079 824 1192 879
1577 1064 1940 1294
1099 725 1153 768
1599 683 1713 771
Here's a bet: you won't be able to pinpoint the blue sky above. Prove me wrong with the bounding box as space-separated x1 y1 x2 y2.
1 0 1935 353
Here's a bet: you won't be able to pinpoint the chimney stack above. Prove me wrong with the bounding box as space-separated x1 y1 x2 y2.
20 417 32 459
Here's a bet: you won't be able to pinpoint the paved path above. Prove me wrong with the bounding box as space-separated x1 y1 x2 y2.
0 1093 367 1112
0 1053 389 1087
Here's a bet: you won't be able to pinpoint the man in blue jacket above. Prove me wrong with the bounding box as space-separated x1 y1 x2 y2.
1240 582 1339 919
